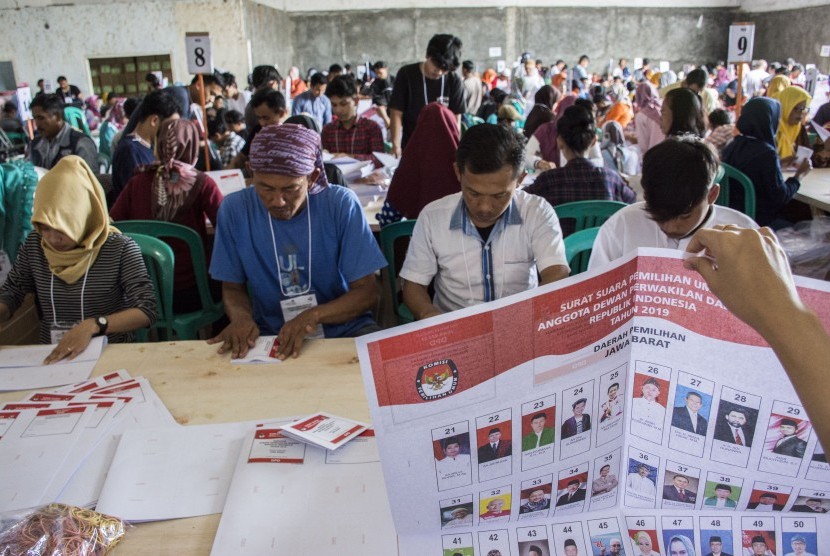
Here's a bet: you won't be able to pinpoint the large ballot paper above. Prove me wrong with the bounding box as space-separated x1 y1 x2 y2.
356 248 830 556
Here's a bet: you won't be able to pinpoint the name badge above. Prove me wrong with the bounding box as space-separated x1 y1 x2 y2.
50 321 77 345
280 294 325 339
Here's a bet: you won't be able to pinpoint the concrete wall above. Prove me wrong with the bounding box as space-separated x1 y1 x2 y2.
289 6 737 76
744 5 830 74
1 0 251 92
244 0 294 74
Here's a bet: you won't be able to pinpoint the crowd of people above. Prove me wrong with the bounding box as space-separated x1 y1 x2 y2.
0 34 829 449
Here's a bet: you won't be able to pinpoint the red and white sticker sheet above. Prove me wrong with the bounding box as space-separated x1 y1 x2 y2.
357 248 830 556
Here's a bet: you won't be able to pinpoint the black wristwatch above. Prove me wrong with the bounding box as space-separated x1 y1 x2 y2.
95 316 109 336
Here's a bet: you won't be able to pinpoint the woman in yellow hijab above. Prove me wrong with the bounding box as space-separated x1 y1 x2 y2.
773 85 812 160
0 156 157 362
765 75 791 98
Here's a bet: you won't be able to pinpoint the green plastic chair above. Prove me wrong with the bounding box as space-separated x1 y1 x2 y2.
715 163 756 220
63 106 91 136
115 220 224 340
564 227 600 276
378 219 417 325
124 232 175 341
552 200 628 237
0 161 38 261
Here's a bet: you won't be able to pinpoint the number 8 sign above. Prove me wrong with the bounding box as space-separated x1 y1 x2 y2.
185 32 214 74
728 24 755 63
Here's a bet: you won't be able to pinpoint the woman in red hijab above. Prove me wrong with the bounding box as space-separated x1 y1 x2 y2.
377 102 461 226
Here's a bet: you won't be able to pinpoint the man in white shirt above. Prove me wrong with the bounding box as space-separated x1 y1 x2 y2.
589 136 756 270
402 124 569 319
745 59 770 97
626 464 657 499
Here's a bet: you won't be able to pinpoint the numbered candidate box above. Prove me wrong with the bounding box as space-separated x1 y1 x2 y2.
747 480 792 512
476 408 513 483
479 485 512 523
699 516 733 556
559 380 594 459
587 517 624 556
520 395 556 471
440 493 475 529
517 474 553 518
806 440 830 482
660 516 695 556
790 488 830 514
442 532 474 556
589 448 621 511
711 386 761 468
630 361 671 445
432 421 473 491
478 528 511 556
552 521 587 556
740 516 776 556
668 371 714 457
782 517 817 556
759 400 812 477
661 459 701 510
702 471 743 511
624 447 660 508
728 24 755 63
625 516 660 555
517 525 550 556
554 462 589 515
597 364 626 447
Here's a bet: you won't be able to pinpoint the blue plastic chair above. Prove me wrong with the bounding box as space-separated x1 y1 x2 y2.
63 106 91 136
564 227 600 276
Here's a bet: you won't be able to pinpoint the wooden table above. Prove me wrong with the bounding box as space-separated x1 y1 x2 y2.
0 338 370 556
794 167 830 213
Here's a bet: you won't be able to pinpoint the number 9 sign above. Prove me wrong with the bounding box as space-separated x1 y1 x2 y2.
728 24 755 63
185 32 214 74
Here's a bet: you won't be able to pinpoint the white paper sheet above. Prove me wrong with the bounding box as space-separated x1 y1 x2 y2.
0 337 105 391
812 119 830 142
372 151 400 171
0 406 95 512
95 421 256 521
230 335 282 364
211 425 398 555
355 248 830 554
206 169 246 198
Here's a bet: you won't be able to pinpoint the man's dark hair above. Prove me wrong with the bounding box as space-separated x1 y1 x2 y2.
567 479 581 486
531 412 547 421
326 75 357 99
579 54 590 64
139 90 181 120
222 72 237 88
642 137 718 223
2 103 16 115
310 73 327 87
252 65 282 89
686 391 702 401
372 60 387 70
145 73 160 86
558 105 596 154
792 63 804 74
708 108 730 129
123 97 140 118
456 123 525 177
30 94 65 119
57 75 67 82
714 483 732 491
426 34 462 72
642 58 650 66
250 88 287 113
328 63 343 74
224 109 244 125
528 546 542 556
664 88 706 138
462 60 475 72
600 464 611 471
572 397 587 409
208 113 227 137
685 68 707 89
608 382 620 392
191 73 224 88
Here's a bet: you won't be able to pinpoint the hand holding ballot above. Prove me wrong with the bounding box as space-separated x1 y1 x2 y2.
684 225 830 450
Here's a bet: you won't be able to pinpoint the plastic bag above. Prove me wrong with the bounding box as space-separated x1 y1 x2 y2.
776 216 830 280
0 503 126 556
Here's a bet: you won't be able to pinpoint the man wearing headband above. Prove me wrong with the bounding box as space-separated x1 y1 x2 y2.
208 124 387 359
401 124 569 320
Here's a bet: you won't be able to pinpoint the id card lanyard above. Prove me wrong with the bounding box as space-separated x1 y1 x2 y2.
459 209 508 305
50 253 93 341
422 70 445 106
268 195 325 339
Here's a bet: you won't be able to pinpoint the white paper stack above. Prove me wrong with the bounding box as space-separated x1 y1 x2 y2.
0 336 106 391
211 424 398 555
0 370 178 511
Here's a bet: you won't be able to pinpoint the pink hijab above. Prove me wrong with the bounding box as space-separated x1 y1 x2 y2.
635 82 662 124
535 94 578 164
